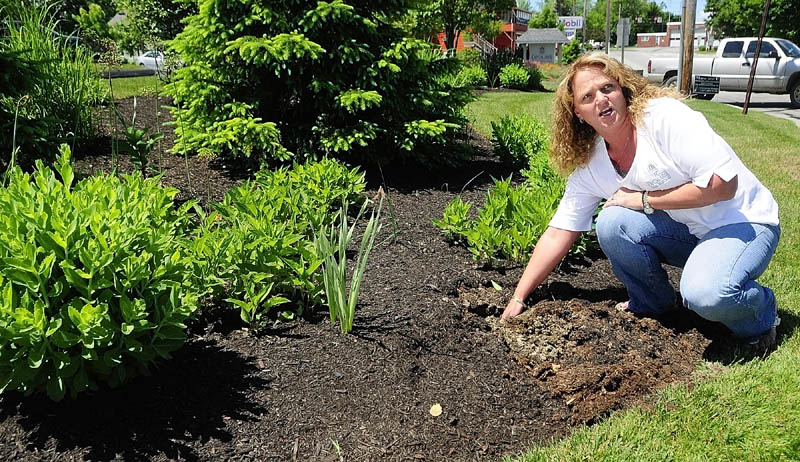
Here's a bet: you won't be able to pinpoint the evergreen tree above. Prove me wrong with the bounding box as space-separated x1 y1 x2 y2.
166 0 473 167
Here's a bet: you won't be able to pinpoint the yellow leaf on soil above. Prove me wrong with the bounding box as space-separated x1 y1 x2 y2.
429 403 442 417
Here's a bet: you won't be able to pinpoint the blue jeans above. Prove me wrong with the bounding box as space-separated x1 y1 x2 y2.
595 207 780 342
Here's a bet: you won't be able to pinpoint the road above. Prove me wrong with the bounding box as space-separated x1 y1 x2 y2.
608 47 800 128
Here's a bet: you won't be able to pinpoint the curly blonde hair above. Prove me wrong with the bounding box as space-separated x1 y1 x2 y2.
550 52 682 174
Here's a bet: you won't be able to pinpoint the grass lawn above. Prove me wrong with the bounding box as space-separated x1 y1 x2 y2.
102 75 165 100
469 91 800 461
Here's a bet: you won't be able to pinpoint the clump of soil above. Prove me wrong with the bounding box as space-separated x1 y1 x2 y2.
484 298 710 424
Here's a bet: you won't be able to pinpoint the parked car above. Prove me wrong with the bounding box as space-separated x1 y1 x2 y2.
136 51 164 72
645 37 800 107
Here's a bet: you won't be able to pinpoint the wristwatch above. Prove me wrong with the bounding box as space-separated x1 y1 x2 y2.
642 191 654 214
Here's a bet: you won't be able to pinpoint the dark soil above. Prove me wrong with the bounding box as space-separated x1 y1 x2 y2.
0 96 748 461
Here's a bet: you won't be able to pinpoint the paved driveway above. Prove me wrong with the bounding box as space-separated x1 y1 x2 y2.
608 48 800 128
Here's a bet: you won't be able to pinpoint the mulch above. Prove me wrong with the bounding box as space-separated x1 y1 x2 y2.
0 95 749 461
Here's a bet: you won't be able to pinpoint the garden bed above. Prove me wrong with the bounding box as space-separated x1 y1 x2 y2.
0 96 737 461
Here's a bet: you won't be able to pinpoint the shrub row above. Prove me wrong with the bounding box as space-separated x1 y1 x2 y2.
0 151 367 400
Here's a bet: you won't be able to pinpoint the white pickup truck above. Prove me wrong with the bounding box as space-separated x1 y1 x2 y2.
645 37 800 107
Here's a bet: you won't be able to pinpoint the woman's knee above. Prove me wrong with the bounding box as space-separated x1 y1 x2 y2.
595 206 629 247
680 275 740 321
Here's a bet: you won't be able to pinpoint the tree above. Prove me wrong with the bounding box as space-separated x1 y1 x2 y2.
166 0 473 167
706 0 799 43
585 0 670 44
113 0 196 53
414 0 515 50
530 3 559 28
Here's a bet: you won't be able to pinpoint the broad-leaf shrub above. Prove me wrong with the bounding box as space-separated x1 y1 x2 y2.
499 63 530 90
0 147 201 401
166 0 471 167
190 158 366 325
524 63 544 90
452 65 488 88
490 114 550 169
0 7 104 167
561 39 585 65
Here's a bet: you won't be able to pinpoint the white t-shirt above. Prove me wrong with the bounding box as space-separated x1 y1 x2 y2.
549 97 779 238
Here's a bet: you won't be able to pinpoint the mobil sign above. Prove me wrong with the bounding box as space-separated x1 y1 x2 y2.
558 16 584 29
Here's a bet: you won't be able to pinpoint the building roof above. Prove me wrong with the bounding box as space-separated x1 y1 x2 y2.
517 28 570 44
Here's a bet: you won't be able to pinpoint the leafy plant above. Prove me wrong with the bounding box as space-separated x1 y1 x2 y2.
482 48 522 88
499 63 530 90
490 114 550 169
434 127 596 264
189 158 366 325
523 62 544 90
453 65 488 87
114 97 164 176
561 39 585 65
315 198 383 334
0 146 201 401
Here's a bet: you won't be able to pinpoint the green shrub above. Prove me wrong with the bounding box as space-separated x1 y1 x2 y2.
561 39 585 65
166 0 471 167
490 114 549 169
0 147 201 401
499 63 530 89
0 7 104 167
482 48 521 88
456 48 482 67
452 64 487 88
434 121 596 263
190 158 366 325
524 63 544 90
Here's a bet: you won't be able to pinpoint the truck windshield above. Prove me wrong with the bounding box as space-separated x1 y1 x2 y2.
776 39 800 57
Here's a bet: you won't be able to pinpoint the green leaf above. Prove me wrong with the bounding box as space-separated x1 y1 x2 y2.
46 375 65 401
28 342 46 369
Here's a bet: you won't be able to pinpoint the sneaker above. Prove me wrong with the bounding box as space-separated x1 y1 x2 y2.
747 313 781 348
744 312 781 356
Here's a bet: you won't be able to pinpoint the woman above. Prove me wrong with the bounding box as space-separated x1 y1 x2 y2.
502 53 781 349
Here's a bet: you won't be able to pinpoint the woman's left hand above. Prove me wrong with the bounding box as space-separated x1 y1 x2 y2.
603 187 642 210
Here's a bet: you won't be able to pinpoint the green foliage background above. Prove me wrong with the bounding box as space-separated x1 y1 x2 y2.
0 7 104 167
706 0 799 43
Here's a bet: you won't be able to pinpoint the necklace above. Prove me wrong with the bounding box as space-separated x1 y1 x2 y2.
607 127 634 177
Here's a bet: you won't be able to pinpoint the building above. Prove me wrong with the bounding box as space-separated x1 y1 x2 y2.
433 7 532 52
517 28 570 63
637 22 713 48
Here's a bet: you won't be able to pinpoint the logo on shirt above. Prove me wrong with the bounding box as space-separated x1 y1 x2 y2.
646 163 671 189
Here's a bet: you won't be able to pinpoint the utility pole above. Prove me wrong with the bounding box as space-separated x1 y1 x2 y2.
619 3 624 64
680 0 697 94
743 0 772 114
605 0 611 54
583 0 587 43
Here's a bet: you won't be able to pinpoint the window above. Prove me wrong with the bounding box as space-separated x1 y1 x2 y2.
776 39 800 57
721 41 743 58
745 41 777 58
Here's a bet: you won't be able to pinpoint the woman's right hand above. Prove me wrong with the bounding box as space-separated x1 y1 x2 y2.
501 298 525 320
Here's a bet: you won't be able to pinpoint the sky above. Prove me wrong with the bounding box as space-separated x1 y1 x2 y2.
661 0 709 19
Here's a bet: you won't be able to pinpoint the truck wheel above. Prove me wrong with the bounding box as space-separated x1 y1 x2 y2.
791 80 800 108
664 76 678 88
